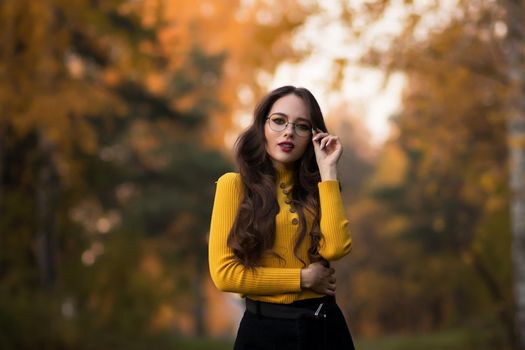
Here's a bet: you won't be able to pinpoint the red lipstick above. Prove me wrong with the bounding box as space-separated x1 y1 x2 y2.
278 141 294 153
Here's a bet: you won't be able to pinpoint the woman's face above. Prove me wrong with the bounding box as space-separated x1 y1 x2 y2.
264 94 312 169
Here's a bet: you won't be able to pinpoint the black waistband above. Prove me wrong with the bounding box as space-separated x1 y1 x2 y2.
288 295 335 308
245 296 334 320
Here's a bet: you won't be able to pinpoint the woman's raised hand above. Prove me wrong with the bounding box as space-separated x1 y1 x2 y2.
312 128 342 181
300 261 336 296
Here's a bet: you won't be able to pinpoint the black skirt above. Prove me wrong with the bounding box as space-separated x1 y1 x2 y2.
234 296 355 350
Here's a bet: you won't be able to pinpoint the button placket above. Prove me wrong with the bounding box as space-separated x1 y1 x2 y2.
279 181 297 225
285 194 298 224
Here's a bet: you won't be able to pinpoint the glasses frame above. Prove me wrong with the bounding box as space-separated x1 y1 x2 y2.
266 115 312 138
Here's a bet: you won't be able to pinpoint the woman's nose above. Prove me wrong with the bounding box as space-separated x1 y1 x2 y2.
283 123 295 136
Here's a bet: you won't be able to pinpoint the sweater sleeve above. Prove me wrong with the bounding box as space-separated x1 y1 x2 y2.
208 173 302 295
317 180 352 261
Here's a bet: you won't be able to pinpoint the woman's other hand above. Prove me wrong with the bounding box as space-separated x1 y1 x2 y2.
300 261 336 296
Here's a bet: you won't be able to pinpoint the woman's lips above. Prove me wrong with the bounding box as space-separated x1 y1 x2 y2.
278 142 294 153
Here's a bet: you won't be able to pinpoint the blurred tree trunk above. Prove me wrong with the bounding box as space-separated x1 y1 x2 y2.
35 131 57 290
0 123 4 277
0 123 4 216
471 251 518 346
502 0 525 348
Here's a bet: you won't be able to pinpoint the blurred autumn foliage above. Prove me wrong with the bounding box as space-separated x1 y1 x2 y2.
0 0 308 348
1 0 524 349
332 1 524 349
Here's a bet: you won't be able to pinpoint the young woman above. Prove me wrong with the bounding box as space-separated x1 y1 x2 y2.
208 86 354 349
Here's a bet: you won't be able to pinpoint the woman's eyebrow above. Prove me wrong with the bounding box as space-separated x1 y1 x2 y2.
295 117 311 123
269 112 311 123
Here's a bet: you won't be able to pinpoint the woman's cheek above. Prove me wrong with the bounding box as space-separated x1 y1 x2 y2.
294 142 307 159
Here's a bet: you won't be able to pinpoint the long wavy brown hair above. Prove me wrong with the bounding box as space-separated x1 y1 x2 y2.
227 86 329 269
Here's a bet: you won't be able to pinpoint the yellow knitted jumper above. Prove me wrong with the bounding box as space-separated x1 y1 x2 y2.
208 167 352 304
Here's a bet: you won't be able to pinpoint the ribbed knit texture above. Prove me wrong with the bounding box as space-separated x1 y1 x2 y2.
208 167 352 304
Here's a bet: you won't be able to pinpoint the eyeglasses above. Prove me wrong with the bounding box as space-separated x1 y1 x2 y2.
266 114 312 137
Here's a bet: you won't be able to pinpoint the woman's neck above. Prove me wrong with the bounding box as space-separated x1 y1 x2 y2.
271 160 294 172
274 163 294 184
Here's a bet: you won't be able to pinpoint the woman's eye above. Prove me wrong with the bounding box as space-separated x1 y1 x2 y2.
296 124 310 131
272 117 286 125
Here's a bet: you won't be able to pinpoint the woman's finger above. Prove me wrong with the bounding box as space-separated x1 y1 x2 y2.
328 136 341 149
326 136 339 149
320 137 329 150
320 136 335 150
312 132 328 143
325 288 336 296
320 135 340 150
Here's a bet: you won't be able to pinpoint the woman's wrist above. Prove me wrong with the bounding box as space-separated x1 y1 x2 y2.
300 269 311 289
319 166 337 181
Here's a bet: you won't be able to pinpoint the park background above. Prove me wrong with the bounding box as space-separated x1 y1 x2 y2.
1 0 524 349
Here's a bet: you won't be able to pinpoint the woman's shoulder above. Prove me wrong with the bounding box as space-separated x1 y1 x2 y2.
216 172 241 187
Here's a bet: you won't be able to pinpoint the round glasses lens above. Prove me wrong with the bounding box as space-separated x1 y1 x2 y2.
269 116 287 132
294 123 311 137
268 116 311 137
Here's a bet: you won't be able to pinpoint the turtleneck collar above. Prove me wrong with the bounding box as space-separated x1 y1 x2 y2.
275 166 295 186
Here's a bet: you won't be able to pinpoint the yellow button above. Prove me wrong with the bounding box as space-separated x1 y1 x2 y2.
291 218 299 225
279 183 286 189
282 189 289 195
289 208 296 213
284 199 292 205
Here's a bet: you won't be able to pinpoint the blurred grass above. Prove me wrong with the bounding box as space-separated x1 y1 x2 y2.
170 328 507 350
66 328 510 350
354 328 510 350
173 336 233 350
77 332 234 350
